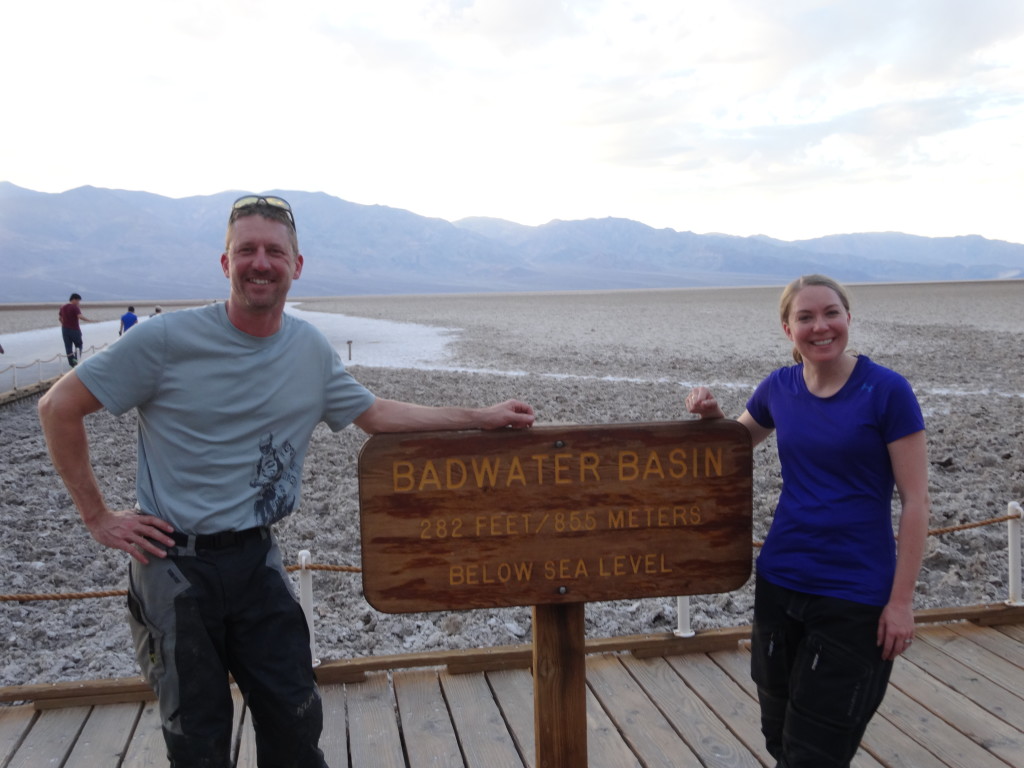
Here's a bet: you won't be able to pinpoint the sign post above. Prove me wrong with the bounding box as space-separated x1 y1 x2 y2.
358 420 752 767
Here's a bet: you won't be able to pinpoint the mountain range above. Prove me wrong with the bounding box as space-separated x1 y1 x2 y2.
1 182 1022 303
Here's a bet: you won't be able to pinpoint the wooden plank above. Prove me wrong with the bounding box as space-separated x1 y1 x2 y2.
962 602 1024 626
0 676 151 705
319 684 349 767
486 669 538 766
64 702 142 767
622 654 761 767
580 685 644 768
918 625 1024 697
586 654 700 767
347 672 406 768
440 668 524 768
359 421 752 612
901 636 1024 731
620 625 751 659
487 666 643 768
945 621 1024 667
122 700 170 767
34 689 156 710
914 602 1024 626
662 653 773 767
876 684 1009 768
887 655 1024 766
5 705 89 768
319 626 751 680
319 643 533 681
0 705 35 764
855 713 947 768
393 669 463 768
706 647 755 696
993 622 1024 644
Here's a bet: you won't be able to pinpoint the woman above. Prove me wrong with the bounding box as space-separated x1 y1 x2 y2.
686 274 929 767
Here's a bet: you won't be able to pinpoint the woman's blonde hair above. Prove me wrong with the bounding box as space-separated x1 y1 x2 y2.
779 274 851 363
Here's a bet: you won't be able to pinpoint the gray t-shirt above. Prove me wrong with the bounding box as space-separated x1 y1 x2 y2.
76 303 375 533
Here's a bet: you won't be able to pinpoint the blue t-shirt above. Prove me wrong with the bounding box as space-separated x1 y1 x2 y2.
746 355 925 606
77 303 375 534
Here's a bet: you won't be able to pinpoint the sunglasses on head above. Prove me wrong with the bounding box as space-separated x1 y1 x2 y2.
231 195 296 229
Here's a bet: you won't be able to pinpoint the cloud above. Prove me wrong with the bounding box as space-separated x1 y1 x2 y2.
429 0 593 53
1 0 1023 242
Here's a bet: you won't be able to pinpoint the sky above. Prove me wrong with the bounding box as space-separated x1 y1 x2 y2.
2 0 1023 244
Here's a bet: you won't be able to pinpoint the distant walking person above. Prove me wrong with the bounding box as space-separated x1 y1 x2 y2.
119 306 138 335
58 293 92 367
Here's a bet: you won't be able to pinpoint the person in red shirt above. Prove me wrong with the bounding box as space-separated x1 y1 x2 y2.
58 293 92 367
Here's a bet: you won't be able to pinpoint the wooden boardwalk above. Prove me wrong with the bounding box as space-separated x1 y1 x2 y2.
2 611 1022 767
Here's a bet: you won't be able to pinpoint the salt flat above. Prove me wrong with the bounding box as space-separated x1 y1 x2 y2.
1 281 1022 687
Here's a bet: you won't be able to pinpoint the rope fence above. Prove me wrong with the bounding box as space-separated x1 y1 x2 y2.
0 563 362 603
3 504 1020 606
2 501 1020 669
0 344 108 395
675 500 1024 636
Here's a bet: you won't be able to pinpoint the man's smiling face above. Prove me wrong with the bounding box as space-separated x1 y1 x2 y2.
222 214 304 316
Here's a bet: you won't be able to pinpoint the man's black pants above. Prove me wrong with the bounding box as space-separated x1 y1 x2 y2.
127 529 328 767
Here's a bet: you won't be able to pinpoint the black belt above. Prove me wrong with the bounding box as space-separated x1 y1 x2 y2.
170 526 268 551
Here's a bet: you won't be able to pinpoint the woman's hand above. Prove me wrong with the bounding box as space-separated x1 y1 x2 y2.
877 600 916 660
685 386 725 419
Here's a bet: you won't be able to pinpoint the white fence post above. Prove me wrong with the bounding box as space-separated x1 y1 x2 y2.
298 550 321 667
1008 501 1023 606
674 596 695 637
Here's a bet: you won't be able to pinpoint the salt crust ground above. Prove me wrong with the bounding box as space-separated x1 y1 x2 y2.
1 282 1022 688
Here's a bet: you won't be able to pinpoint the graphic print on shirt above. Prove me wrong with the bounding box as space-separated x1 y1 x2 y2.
249 431 299 525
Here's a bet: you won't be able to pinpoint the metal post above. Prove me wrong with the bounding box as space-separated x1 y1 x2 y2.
298 550 321 666
1008 501 1023 606
674 595 695 637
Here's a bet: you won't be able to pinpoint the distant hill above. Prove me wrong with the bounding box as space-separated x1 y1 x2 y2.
1 183 1022 302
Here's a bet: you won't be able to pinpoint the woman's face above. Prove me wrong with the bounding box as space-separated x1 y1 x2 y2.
782 284 851 364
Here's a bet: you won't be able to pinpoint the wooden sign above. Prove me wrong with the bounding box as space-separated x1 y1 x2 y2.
358 420 752 613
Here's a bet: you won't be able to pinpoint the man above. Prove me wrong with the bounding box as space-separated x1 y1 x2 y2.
58 292 92 367
119 305 138 335
38 194 535 767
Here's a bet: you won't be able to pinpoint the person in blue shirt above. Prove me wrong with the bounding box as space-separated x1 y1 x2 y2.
118 305 138 335
686 274 929 768
38 194 536 768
